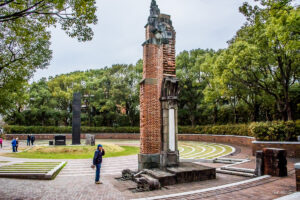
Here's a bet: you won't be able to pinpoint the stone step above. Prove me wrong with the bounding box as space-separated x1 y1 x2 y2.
215 158 247 162
216 169 256 177
221 167 255 174
214 160 235 164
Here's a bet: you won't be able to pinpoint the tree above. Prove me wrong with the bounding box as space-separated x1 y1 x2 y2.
176 49 216 126
0 0 97 114
220 0 299 120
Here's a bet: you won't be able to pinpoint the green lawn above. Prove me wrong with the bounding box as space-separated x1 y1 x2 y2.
3 145 139 159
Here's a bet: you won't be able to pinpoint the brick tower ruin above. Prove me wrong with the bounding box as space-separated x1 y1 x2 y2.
139 0 180 170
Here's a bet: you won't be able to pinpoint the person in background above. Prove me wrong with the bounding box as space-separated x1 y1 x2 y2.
92 144 105 184
11 138 16 152
27 135 31 146
0 137 3 148
31 135 35 145
15 138 19 152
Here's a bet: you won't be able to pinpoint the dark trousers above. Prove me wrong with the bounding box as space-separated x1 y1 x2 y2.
31 141 34 145
16 146 18 152
0 143 2 148
27 140 31 146
95 164 101 182
12 146 16 152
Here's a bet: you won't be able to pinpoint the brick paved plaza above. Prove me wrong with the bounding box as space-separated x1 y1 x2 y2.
0 140 299 200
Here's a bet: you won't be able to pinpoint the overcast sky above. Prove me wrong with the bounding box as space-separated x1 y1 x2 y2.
33 0 256 81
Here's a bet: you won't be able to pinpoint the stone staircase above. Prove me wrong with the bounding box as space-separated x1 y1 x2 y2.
214 158 256 177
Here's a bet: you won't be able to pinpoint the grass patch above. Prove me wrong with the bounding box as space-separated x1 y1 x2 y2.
3 145 139 159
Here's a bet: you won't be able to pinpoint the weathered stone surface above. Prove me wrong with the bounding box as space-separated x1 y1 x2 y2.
296 163 300 191
144 169 176 186
72 92 81 145
138 154 160 170
166 163 216 184
255 150 264 176
85 134 95 146
136 174 161 191
263 148 287 177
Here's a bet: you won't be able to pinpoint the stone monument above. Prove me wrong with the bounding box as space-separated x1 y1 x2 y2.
139 0 179 170
72 92 81 145
124 1 215 191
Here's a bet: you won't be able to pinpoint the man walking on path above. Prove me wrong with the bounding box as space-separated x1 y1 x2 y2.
27 135 31 146
11 138 16 152
93 144 105 184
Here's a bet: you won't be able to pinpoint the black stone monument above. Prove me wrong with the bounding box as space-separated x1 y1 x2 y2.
72 92 81 145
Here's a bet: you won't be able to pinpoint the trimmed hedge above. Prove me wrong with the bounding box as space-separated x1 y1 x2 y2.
178 124 250 136
4 121 299 141
4 126 139 134
249 121 299 141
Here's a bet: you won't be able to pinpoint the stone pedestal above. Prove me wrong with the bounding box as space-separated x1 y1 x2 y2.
138 154 160 170
263 148 287 177
296 163 300 191
255 150 264 176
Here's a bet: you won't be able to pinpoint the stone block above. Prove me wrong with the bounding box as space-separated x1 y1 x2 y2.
138 154 160 170
85 134 95 146
144 169 176 186
263 148 287 177
296 163 300 191
54 135 66 146
255 150 264 176
166 162 216 184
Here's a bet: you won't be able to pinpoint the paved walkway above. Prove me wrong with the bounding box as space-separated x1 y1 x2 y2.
0 141 299 200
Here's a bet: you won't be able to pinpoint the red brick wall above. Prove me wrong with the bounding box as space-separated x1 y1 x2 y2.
178 134 255 147
140 42 162 154
252 142 300 158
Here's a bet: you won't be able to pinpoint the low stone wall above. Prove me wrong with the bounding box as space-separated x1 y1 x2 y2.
296 163 300 191
252 141 300 158
6 133 255 147
178 134 255 147
5 133 140 140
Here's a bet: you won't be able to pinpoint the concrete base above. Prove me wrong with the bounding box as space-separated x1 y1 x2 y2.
160 151 179 168
139 162 216 188
138 154 160 170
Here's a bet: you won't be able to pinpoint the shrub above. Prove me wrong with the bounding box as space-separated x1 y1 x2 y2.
179 124 250 136
4 125 139 134
4 121 298 141
249 121 297 141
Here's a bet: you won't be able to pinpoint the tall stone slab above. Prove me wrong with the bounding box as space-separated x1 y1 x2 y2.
72 92 81 145
139 0 179 170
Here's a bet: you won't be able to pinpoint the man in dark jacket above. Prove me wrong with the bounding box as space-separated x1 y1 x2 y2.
93 144 105 184
27 135 31 146
31 135 35 145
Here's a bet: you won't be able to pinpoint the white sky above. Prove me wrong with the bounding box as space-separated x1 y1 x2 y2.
33 0 256 81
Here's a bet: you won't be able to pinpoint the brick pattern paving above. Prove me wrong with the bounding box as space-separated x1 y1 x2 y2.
0 143 299 200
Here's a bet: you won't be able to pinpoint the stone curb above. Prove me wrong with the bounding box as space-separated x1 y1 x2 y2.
45 161 66 180
131 175 271 200
252 141 300 144
274 192 300 200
